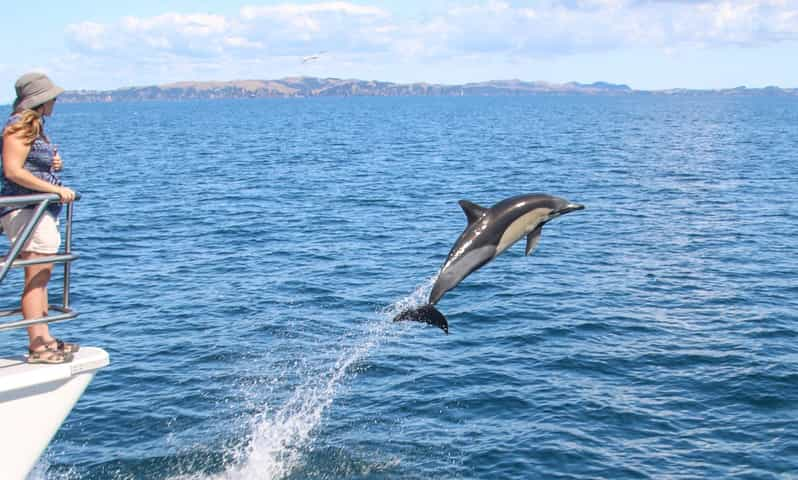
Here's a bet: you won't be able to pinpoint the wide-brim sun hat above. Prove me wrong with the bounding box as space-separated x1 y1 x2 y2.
12 72 64 111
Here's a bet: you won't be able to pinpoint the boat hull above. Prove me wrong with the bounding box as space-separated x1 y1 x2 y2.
0 347 109 479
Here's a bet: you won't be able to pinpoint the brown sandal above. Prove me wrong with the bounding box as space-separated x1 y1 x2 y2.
49 338 80 354
28 347 73 364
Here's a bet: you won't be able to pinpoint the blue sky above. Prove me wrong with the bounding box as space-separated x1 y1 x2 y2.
2 0 797 102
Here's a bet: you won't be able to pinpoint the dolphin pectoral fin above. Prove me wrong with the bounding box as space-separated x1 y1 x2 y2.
525 225 543 256
393 304 449 334
458 200 488 225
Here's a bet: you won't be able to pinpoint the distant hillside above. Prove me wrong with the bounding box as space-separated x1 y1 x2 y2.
58 77 798 102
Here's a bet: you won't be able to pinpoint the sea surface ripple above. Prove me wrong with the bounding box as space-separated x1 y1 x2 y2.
1 96 795 479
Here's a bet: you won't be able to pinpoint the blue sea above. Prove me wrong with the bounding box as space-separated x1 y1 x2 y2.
2 95 796 479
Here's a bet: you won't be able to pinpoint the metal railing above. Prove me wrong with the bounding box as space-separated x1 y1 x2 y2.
0 193 79 332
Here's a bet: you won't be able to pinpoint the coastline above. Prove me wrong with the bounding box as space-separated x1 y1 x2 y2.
56 77 798 103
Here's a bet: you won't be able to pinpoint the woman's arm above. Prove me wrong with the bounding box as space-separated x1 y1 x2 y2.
52 145 62 171
2 131 75 202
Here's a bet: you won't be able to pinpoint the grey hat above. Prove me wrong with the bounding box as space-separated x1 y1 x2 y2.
12 72 64 111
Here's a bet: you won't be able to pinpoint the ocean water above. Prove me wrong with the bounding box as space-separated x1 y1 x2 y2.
2 95 796 479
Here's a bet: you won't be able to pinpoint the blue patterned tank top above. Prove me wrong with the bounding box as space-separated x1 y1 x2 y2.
0 114 63 218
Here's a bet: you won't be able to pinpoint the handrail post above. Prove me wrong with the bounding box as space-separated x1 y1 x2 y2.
63 202 74 309
0 193 80 333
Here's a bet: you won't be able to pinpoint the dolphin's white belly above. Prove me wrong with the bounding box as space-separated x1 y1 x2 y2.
496 210 549 255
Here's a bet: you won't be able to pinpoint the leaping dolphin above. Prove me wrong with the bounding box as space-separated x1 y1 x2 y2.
394 193 584 333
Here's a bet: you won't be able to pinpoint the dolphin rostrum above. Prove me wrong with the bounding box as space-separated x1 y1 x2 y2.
393 193 584 333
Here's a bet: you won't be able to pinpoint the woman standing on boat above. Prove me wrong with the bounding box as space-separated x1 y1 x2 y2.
1 73 78 364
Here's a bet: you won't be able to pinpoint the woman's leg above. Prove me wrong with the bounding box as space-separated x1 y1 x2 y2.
21 252 55 352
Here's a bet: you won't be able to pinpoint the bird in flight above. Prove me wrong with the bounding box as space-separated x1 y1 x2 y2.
301 51 327 63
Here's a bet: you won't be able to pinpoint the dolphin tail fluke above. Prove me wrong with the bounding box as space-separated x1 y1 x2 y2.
392 304 449 334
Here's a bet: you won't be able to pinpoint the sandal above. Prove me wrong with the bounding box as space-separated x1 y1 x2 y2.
49 337 80 354
27 347 73 364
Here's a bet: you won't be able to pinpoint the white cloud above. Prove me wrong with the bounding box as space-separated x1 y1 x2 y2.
66 16 229 58
414 0 798 56
65 22 111 52
240 2 389 20
223 36 263 49
59 0 798 83
64 2 398 61
64 1 798 58
121 13 229 36
237 2 394 54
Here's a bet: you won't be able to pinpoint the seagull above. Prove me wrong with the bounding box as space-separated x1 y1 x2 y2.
301 51 327 63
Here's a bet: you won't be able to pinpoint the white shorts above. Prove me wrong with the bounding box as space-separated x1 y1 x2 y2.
1 209 61 254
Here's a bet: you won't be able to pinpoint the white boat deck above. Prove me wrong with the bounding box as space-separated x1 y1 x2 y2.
0 346 109 395
0 347 109 480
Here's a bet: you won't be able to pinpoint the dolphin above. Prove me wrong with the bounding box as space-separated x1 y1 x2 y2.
393 193 584 333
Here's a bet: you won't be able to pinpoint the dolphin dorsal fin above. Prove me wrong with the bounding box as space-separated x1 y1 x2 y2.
458 200 487 225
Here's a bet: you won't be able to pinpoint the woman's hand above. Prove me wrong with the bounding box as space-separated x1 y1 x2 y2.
52 145 63 171
56 186 76 203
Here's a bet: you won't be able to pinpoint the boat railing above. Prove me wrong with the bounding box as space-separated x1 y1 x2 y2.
0 193 78 332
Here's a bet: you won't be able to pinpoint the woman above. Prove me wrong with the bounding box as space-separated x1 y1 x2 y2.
1 72 78 364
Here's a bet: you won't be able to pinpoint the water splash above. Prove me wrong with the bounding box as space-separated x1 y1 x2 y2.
32 451 78 480
380 275 437 320
176 278 435 480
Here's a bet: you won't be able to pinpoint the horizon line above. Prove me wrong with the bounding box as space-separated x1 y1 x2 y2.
2 77 796 105
65 76 797 93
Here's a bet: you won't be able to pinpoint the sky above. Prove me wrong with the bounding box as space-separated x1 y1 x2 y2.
1 0 797 102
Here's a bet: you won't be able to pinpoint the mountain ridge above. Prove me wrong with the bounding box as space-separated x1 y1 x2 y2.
58 77 798 102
